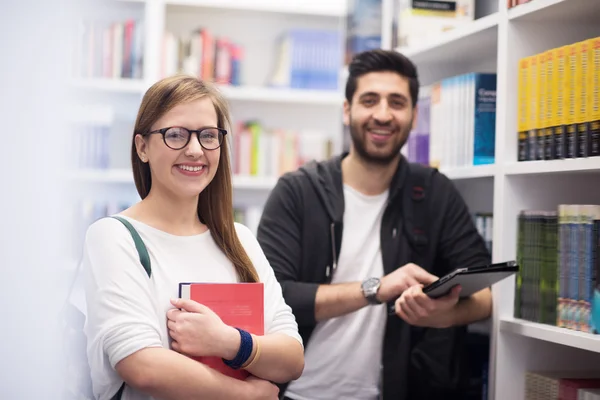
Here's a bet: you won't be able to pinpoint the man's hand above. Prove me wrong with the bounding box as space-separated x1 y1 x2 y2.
167 298 241 360
377 263 439 303
395 284 462 328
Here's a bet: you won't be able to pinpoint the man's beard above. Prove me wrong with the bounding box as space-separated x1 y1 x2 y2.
348 118 412 166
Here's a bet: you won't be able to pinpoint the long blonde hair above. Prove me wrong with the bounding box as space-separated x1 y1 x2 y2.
131 75 259 283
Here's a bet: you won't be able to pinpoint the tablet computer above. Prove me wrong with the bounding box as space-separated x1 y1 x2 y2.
422 261 519 299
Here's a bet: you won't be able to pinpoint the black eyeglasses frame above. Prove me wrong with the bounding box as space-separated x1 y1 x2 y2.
144 126 228 150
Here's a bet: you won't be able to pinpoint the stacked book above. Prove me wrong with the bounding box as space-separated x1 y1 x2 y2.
525 371 600 399
517 37 600 161
514 205 600 333
406 73 497 170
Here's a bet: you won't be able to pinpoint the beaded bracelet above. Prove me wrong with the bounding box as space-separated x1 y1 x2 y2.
222 328 253 370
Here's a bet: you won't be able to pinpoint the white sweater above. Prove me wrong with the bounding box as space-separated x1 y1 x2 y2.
82 216 302 400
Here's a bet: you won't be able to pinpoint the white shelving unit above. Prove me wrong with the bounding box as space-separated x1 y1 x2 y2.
163 0 346 17
216 85 343 105
67 0 600 398
397 12 499 73
500 318 600 354
393 0 600 399
68 168 277 191
440 164 497 180
69 0 347 223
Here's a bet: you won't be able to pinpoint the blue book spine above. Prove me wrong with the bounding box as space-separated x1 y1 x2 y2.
473 73 497 165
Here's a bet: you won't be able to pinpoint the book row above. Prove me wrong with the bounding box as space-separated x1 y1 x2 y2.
514 205 600 333
231 120 333 178
525 371 600 400
403 73 497 170
395 0 476 49
346 0 477 62
507 0 538 9
233 207 264 235
162 29 243 86
161 28 342 91
73 18 144 80
69 125 110 170
518 37 600 161
67 117 335 176
474 212 493 255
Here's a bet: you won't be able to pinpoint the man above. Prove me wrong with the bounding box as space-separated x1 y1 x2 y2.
256 49 492 400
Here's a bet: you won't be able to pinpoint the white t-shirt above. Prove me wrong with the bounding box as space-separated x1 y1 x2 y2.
286 185 389 400
81 216 302 400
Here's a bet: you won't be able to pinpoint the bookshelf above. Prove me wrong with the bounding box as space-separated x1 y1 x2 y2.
440 164 497 180
396 12 499 75
68 169 278 191
500 318 600 354
507 0 600 22
162 0 346 17
66 0 600 397
67 0 346 242
392 0 600 398
216 85 343 105
504 158 600 176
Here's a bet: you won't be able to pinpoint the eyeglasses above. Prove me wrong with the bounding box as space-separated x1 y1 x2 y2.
145 126 227 150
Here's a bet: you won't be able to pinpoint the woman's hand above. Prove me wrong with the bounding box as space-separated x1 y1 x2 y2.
167 298 241 360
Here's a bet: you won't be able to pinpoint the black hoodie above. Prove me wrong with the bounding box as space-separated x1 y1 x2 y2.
256 153 491 400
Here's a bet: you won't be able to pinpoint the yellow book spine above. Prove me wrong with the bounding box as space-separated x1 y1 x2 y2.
249 122 260 176
566 43 578 158
536 52 546 160
554 46 567 159
576 40 590 157
545 49 555 159
528 55 538 161
590 37 600 157
518 57 529 161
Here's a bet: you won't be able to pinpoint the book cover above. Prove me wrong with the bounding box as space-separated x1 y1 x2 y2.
590 37 600 157
518 57 529 161
594 214 600 334
577 40 590 158
554 46 568 159
528 55 538 162
544 49 555 160
472 73 497 165
566 44 579 159
178 282 264 380
536 52 546 161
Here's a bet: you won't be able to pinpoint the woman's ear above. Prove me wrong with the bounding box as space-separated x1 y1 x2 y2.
134 134 148 162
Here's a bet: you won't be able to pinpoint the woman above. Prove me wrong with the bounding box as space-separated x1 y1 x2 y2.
82 75 304 400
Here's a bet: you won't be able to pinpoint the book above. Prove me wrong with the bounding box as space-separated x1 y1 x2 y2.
514 204 600 333
516 36 600 161
178 282 264 379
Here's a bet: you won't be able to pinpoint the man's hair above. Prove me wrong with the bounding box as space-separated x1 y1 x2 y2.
345 49 420 107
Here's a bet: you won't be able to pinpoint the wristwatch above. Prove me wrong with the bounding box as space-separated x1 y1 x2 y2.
361 277 382 305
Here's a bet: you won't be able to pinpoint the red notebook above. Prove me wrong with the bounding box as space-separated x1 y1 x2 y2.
178 282 264 379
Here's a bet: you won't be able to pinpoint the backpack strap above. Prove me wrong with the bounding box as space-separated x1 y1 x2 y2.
402 162 436 266
111 383 125 400
108 216 152 400
110 216 151 278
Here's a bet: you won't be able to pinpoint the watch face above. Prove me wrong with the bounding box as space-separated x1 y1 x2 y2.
363 277 380 292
